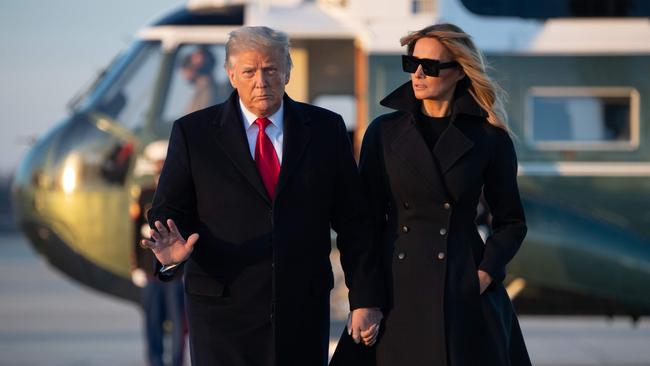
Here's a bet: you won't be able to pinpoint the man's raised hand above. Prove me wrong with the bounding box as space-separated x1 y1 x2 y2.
141 219 199 266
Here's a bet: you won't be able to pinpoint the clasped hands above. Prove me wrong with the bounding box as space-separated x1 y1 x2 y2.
142 220 487 348
347 271 491 348
348 307 383 347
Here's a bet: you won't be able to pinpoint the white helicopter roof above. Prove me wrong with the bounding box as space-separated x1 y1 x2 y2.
529 19 650 55
138 1 357 51
136 0 650 54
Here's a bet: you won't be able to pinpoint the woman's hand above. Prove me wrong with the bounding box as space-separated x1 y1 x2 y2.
478 270 493 294
141 219 199 266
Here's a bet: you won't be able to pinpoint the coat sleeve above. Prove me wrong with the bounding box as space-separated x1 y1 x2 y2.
330 117 387 310
479 128 527 283
147 119 198 280
358 119 392 289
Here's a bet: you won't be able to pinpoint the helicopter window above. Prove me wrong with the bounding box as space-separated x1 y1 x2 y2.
161 44 232 124
94 42 163 130
526 87 639 150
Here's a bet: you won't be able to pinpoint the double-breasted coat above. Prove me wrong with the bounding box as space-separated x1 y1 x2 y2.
331 79 531 366
148 91 385 366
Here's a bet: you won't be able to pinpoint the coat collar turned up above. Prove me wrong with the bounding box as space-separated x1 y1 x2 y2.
379 78 486 200
380 76 487 122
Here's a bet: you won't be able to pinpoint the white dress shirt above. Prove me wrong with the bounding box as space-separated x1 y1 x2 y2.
238 98 284 163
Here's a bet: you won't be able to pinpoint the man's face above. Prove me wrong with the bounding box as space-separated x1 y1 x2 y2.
227 49 289 117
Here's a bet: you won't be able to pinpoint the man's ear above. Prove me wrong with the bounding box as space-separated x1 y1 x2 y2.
284 70 291 85
227 68 237 88
225 59 237 88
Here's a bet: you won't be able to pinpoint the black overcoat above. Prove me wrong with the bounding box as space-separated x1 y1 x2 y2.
331 79 531 366
148 91 385 366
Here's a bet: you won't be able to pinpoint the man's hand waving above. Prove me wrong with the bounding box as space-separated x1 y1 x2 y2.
141 219 199 266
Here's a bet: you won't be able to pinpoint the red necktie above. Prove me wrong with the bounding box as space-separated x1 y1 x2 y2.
254 117 281 198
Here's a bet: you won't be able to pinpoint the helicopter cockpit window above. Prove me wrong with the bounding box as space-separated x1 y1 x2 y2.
526 87 639 151
94 42 163 131
161 44 232 123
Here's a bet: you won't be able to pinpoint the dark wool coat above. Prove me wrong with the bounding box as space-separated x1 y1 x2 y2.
148 91 385 366
331 79 531 366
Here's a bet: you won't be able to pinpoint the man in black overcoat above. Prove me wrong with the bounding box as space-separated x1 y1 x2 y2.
141 26 384 366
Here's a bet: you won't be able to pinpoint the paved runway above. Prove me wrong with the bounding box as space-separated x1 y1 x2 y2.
1 233 649 366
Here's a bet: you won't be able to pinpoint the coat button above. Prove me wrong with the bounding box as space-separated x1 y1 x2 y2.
401 225 409 233
403 202 410 209
443 202 451 210
437 252 445 260
439 228 447 235
397 252 406 260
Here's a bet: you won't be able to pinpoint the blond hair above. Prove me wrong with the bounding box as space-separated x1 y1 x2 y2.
400 23 508 131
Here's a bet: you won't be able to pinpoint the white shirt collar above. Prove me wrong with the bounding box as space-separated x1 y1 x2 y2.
238 98 284 131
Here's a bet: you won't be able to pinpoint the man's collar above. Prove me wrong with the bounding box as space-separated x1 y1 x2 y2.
238 98 284 130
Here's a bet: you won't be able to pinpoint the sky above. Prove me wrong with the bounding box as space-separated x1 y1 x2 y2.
0 0 183 175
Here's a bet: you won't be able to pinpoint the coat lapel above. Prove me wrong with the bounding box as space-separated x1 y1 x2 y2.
212 91 271 205
389 114 449 200
434 122 474 174
275 95 311 200
433 79 481 173
381 79 483 198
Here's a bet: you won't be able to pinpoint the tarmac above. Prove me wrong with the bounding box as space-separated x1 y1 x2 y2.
1 233 649 366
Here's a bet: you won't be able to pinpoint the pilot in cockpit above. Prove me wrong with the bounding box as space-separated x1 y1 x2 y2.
180 46 219 114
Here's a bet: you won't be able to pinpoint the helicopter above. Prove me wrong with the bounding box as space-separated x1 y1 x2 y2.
11 0 650 317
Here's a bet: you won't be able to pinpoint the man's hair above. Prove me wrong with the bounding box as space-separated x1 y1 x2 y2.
225 26 292 71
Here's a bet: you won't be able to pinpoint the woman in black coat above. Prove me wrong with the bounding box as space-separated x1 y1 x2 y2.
331 23 531 366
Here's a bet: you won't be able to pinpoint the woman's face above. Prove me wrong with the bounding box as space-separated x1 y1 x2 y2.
410 37 465 101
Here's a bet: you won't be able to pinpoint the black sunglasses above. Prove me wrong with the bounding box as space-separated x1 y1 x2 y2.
402 55 460 77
